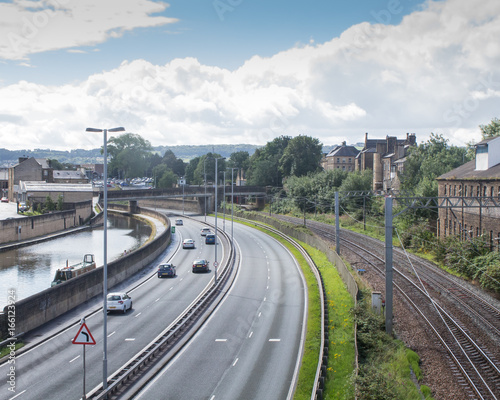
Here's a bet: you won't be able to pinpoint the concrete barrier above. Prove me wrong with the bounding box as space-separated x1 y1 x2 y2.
0 207 170 338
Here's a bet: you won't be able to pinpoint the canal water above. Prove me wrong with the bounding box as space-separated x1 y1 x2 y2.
0 213 152 309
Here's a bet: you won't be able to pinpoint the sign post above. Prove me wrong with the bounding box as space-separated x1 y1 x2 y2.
72 319 96 399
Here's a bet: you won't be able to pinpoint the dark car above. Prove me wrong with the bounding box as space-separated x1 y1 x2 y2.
205 233 216 244
192 259 209 273
157 263 176 278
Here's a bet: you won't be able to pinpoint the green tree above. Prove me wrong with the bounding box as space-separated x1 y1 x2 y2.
185 156 201 185
479 117 500 139
157 169 178 188
247 136 291 186
162 149 186 177
279 135 323 178
400 133 468 197
106 133 153 178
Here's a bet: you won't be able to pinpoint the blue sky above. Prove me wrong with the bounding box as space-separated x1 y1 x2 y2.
0 0 499 151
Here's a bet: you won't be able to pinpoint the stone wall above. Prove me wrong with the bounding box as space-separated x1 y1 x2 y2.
0 201 93 245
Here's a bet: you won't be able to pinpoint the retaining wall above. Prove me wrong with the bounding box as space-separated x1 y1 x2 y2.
0 207 170 337
0 201 93 245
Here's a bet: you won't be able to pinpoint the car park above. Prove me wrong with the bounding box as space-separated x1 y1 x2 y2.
192 259 209 273
107 292 132 313
205 233 216 244
183 239 195 249
200 227 212 236
175 219 183 226
157 263 176 278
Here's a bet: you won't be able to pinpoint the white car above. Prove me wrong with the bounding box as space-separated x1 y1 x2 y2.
183 238 195 249
200 227 212 236
107 292 132 314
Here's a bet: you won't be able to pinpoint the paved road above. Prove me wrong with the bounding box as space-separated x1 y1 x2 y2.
0 201 25 220
133 219 307 400
0 216 224 400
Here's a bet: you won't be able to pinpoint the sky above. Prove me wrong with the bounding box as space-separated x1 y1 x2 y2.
0 0 499 151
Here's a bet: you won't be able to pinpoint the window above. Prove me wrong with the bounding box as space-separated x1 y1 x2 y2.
483 186 487 196
348 158 352 162
337 158 340 163
444 185 447 195
453 185 456 196
465 186 468 196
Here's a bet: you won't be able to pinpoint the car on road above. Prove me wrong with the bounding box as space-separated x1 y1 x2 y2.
18 202 29 212
157 263 176 278
205 233 216 244
175 219 183 226
107 292 132 314
1 197 8 203
182 238 195 249
200 227 212 236
192 259 209 273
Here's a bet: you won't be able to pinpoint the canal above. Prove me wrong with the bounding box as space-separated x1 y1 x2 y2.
0 213 152 309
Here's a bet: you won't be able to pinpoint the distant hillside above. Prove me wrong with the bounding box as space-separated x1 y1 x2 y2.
0 143 348 167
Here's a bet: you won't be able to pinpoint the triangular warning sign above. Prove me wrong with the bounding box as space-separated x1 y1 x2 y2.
72 323 96 345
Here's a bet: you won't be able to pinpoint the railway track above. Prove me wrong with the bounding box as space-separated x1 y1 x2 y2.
272 214 500 399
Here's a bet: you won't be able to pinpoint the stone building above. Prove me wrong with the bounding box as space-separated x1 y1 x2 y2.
356 132 416 191
7 157 52 201
436 136 500 249
321 142 360 172
53 169 90 184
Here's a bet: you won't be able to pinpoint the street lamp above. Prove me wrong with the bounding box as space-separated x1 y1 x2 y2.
214 157 225 283
86 126 125 393
230 168 238 242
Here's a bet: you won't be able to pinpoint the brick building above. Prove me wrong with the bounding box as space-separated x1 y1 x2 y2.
436 136 500 249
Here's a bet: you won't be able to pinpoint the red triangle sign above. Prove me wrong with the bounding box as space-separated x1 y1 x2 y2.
72 323 96 345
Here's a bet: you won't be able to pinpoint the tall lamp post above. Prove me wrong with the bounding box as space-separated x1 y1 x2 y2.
86 126 125 393
230 168 238 242
214 157 225 283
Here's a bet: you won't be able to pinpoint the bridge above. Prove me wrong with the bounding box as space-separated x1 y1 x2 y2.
99 185 269 214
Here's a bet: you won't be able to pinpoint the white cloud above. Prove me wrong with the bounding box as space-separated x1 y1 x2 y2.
0 0 177 60
1 0 499 151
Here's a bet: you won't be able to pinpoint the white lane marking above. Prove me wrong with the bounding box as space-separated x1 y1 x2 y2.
125 338 135 341
249 331 253 338
269 338 281 342
169 287 173 291
69 355 80 363
215 339 227 342
155 298 160 302
180 278 183 281
9 390 26 399
263 297 266 301
232 358 239 366
258 312 261 318
108 331 116 338
134 312 142 318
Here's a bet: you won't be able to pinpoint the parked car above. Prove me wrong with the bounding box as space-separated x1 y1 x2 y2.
18 202 29 212
157 263 176 278
107 292 132 313
200 227 212 236
1 197 8 203
205 233 216 244
192 259 209 273
175 219 183 226
183 239 195 249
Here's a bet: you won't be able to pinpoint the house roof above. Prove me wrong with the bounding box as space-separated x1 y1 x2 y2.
326 145 359 158
437 160 500 180
19 181 93 192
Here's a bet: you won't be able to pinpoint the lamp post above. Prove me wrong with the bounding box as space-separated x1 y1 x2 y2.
230 168 238 242
214 157 225 283
86 126 125 393
203 157 210 223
